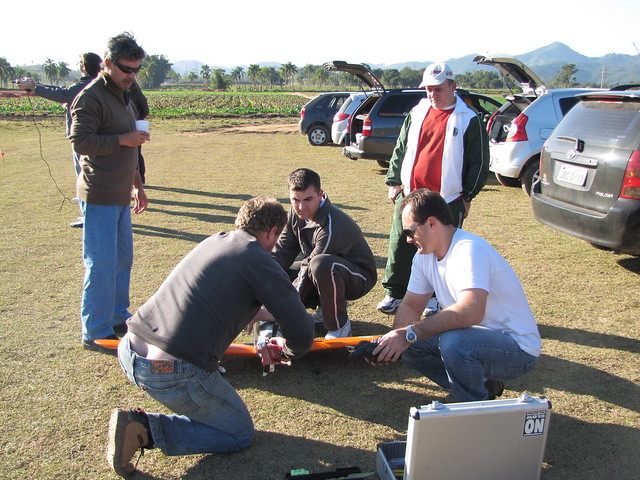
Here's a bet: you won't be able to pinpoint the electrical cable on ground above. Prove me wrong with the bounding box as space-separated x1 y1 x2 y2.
24 94 75 212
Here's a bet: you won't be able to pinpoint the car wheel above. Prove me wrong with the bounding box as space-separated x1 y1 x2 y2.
521 162 540 197
376 160 390 169
494 173 521 188
307 125 330 146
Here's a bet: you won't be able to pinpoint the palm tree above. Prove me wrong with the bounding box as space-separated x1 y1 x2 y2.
43 58 57 84
247 64 260 89
57 62 71 84
313 68 330 87
166 70 181 85
200 64 211 83
279 62 298 88
230 66 245 84
302 64 317 87
138 54 174 89
0 57 15 88
186 71 199 84
258 67 281 89
211 69 231 90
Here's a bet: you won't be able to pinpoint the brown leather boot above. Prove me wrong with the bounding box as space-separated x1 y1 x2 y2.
107 408 152 477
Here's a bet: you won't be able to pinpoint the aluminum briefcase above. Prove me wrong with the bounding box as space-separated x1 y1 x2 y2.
377 394 551 480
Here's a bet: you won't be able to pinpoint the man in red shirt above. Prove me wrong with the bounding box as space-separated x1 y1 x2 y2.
377 63 489 315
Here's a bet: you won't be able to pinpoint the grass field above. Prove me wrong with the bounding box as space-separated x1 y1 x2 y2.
0 116 638 480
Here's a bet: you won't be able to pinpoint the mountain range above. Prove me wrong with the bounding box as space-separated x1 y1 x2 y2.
174 42 640 86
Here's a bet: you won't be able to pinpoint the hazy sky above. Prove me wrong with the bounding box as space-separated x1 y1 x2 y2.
5 0 639 71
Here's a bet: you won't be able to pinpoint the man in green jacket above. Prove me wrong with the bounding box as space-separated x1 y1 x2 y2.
377 63 489 315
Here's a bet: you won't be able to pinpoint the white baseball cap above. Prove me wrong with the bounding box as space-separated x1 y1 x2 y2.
419 62 454 87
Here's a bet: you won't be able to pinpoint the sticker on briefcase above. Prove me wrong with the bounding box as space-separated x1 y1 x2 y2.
523 410 548 436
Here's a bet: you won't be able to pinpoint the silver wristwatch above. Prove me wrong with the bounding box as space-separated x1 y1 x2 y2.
405 325 418 343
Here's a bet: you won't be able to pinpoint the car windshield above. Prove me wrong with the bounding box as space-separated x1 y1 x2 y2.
554 100 640 150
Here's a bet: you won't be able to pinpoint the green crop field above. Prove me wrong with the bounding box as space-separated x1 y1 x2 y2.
0 91 309 118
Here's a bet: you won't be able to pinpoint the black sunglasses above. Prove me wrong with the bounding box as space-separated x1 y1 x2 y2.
403 222 423 238
112 59 142 75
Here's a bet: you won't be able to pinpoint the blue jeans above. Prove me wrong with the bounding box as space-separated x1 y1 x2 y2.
401 325 538 402
118 335 255 456
80 202 133 340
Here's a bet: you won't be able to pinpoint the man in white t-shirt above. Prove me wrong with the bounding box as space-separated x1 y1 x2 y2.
371 189 541 402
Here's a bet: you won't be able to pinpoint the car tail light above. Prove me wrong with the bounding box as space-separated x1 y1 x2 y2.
506 114 529 142
620 151 640 200
334 112 349 123
362 116 372 137
300 107 305 120
486 110 499 133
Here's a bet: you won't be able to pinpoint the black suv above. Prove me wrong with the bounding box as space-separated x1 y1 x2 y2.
323 61 502 167
298 92 351 146
531 90 640 254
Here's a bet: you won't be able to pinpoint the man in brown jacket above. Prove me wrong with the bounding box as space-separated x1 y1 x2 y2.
69 32 149 353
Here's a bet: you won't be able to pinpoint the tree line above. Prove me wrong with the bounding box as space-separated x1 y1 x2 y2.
0 55 585 91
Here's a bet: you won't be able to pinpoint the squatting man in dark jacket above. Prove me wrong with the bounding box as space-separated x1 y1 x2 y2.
108 197 315 477
370 189 541 402
272 168 377 339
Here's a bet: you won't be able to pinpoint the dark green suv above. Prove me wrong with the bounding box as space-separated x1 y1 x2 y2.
323 61 501 167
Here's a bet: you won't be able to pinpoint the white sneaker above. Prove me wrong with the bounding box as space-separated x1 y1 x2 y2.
324 319 352 339
310 307 324 324
255 321 274 346
423 296 441 316
376 295 402 314
70 216 84 228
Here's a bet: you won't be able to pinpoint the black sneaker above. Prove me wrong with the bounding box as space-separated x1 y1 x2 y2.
443 392 458 403
82 335 119 356
107 408 152 477
486 379 505 399
442 380 505 403
113 323 128 337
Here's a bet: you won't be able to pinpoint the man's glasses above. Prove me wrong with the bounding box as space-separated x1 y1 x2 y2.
112 59 142 75
403 222 423 239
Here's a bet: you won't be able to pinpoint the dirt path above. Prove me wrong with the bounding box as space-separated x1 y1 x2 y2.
219 123 299 134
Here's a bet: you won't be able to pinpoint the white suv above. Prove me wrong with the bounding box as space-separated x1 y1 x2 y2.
474 55 603 195
491 88 604 195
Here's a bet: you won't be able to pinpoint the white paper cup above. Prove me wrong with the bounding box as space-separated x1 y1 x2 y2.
135 120 149 132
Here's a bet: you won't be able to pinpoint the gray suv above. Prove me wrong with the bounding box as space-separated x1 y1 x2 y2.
531 90 640 254
323 61 501 168
298 92 351 146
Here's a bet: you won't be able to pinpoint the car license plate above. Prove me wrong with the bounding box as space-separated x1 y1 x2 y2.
557 163 588 186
